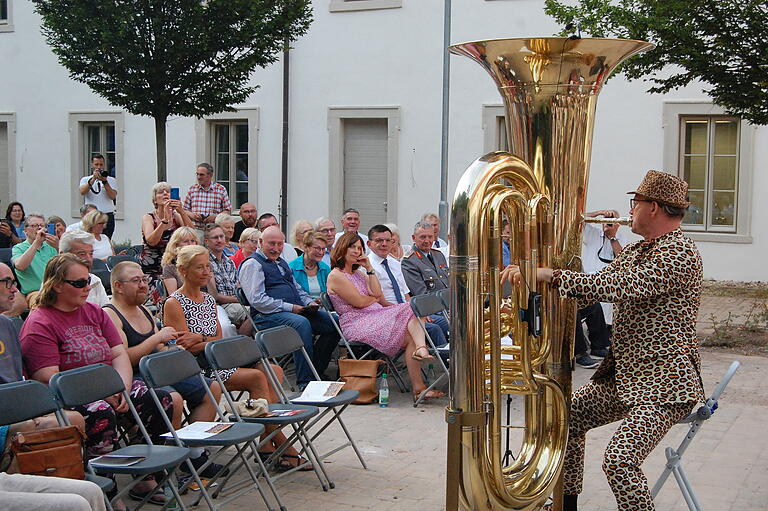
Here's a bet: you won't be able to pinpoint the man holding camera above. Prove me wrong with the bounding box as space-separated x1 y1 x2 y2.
239 225 338 388
78 154 117 238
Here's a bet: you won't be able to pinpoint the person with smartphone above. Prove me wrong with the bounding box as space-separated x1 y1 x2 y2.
78 154 118 238
140 183 193 277
9 213 59 315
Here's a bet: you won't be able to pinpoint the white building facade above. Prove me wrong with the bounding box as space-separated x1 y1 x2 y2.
1 0 765 280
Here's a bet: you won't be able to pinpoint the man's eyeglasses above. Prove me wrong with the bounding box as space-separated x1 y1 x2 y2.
64 278 90 289
118 276 151 285
371 238 392 245
0 277 18 289
27 224 45 230
318 228 336 233
629 198 653 210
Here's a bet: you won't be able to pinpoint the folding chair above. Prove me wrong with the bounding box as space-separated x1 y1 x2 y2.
320 291 409 393
139 348 278 511
0 380 115 500
409 294 451 407
256 326 368 472
0 247 12 266
436 287 451 317
91 258 112 295
48 364 191 511
651 360 741 511
204 335 333 494
107 253 138 270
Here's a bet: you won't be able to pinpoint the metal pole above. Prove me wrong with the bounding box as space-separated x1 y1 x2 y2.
280 38 290 233
438 0 452 241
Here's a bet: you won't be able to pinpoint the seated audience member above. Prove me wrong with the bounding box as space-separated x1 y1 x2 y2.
0 261 86 475
140 182 193 277
232 202 257 241
82 209 114 261
313 217 337 266
422 212 449 251
203 224 252 335
288 230 330 299
162 246 310 470
5 202 26 242
104 261 226 478
326 233 443 400
257 213 297 261
214 213 239 257
289 220 313 257
384 223 408 261
47 216 67 239
501 219 511 267
0 217 17 248
20 254 172 507
10 213 58 314
66 204 97 232
0 473 105 511
335 208 368 245
240 226 338 388
59 230 109 307
161 226 200 294
231 228 260 269
367 225 447 347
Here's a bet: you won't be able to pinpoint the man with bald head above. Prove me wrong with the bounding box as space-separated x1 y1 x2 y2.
232 202 257 241
239 226 338 388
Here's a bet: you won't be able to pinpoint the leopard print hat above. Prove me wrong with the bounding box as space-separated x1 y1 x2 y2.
627 170 690 208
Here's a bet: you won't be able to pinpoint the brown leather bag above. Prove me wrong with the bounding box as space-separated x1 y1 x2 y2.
10 425 86 479
338 358 384 404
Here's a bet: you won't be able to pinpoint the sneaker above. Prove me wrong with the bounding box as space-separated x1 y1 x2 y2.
590 348 609 359
575 354 600 369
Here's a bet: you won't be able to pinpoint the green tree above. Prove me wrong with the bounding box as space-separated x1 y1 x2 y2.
545 0 768 125
33 0 312 181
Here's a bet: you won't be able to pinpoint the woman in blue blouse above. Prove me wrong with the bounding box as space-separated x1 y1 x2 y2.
288 231 331 298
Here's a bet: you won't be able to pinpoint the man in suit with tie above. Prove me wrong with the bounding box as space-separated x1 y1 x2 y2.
366 225 447 347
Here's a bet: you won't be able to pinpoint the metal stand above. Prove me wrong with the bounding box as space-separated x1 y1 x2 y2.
651 361 741 510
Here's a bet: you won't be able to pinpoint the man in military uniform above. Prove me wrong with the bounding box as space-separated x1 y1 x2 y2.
402 221 450 338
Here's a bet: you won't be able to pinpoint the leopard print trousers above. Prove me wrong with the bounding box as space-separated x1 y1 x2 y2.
563 379 694 510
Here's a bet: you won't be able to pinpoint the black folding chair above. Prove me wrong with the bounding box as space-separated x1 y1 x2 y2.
410 294 451 407
256 326 368 472
139 348 278 511
0 380 115 502
107 254 139 270
320 292 409 393
436 287 451 320
48 364 191 511
204 335 333 493
0 247 12 266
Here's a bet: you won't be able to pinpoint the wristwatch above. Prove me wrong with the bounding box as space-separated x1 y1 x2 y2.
609 237 618 242
161 219 169 224
366 270 375 275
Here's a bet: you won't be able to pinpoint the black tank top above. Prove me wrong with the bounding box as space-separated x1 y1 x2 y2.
102 304 156 348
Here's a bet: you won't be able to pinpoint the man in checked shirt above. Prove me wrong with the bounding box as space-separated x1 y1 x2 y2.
183 163 231 232
503 170 704 511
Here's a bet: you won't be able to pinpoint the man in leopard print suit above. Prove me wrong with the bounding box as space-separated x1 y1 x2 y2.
503 170 704 511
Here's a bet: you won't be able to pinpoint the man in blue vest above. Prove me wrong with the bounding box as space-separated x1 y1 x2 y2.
239 226 338 388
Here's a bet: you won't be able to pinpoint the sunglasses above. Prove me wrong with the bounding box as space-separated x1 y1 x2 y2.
64 278 90 289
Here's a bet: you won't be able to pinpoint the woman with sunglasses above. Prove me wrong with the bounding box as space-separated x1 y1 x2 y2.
20 254 174 510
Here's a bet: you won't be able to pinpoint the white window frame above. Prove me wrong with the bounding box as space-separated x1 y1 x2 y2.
327 106 400 224
330 0 402 12
195 107 259 214
0 113 16 205
662 101 755 243
68 112 125 220
0 0 13 33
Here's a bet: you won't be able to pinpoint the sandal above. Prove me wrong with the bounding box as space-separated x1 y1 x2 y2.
128 486 166 506
413 389 446 402
411 346 434 361
281 454 314 472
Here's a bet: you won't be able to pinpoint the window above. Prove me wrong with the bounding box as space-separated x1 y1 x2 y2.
212 122 249 209
680 117 739 231
83 122 116 178
329 0 402 12
0 0 13 32
663 101 754 243
68 112 125 219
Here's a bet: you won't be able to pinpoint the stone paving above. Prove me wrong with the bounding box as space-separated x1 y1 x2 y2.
196 296 767 511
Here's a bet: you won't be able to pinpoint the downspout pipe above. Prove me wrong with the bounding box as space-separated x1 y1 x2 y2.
438 0 452 241
280 38 290 233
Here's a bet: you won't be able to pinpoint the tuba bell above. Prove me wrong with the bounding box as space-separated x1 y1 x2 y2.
445 37 653 511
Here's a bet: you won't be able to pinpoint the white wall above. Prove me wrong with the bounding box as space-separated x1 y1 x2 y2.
0 0 764 280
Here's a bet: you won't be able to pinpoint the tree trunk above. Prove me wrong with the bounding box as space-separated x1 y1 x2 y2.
154 115 168 182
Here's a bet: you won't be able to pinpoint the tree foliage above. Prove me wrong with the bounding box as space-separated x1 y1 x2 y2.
33 0 313 179
545 0 768 125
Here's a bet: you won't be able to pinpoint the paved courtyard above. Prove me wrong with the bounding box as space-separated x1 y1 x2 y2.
202 296 767 511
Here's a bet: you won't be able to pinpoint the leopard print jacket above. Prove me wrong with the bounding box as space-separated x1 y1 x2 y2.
552 228 704 406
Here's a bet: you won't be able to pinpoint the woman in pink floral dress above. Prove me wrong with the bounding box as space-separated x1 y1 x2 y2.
327 233 439 399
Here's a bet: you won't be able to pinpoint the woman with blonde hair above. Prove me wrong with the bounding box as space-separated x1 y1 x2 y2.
230 227 260 268
288 230 331 298
163 246 312 470
384 223 409 260
161 226 199 294
82 209 114 261
289 220 313 258
214 213 239 257
140 182 193 276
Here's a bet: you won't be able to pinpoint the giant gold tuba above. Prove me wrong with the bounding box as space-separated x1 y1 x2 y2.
445 37 654 511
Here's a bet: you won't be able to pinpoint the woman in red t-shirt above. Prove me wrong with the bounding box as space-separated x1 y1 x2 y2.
21 254 173 507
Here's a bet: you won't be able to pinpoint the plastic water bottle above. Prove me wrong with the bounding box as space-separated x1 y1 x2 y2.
164 483 178 509
378 373 390 408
